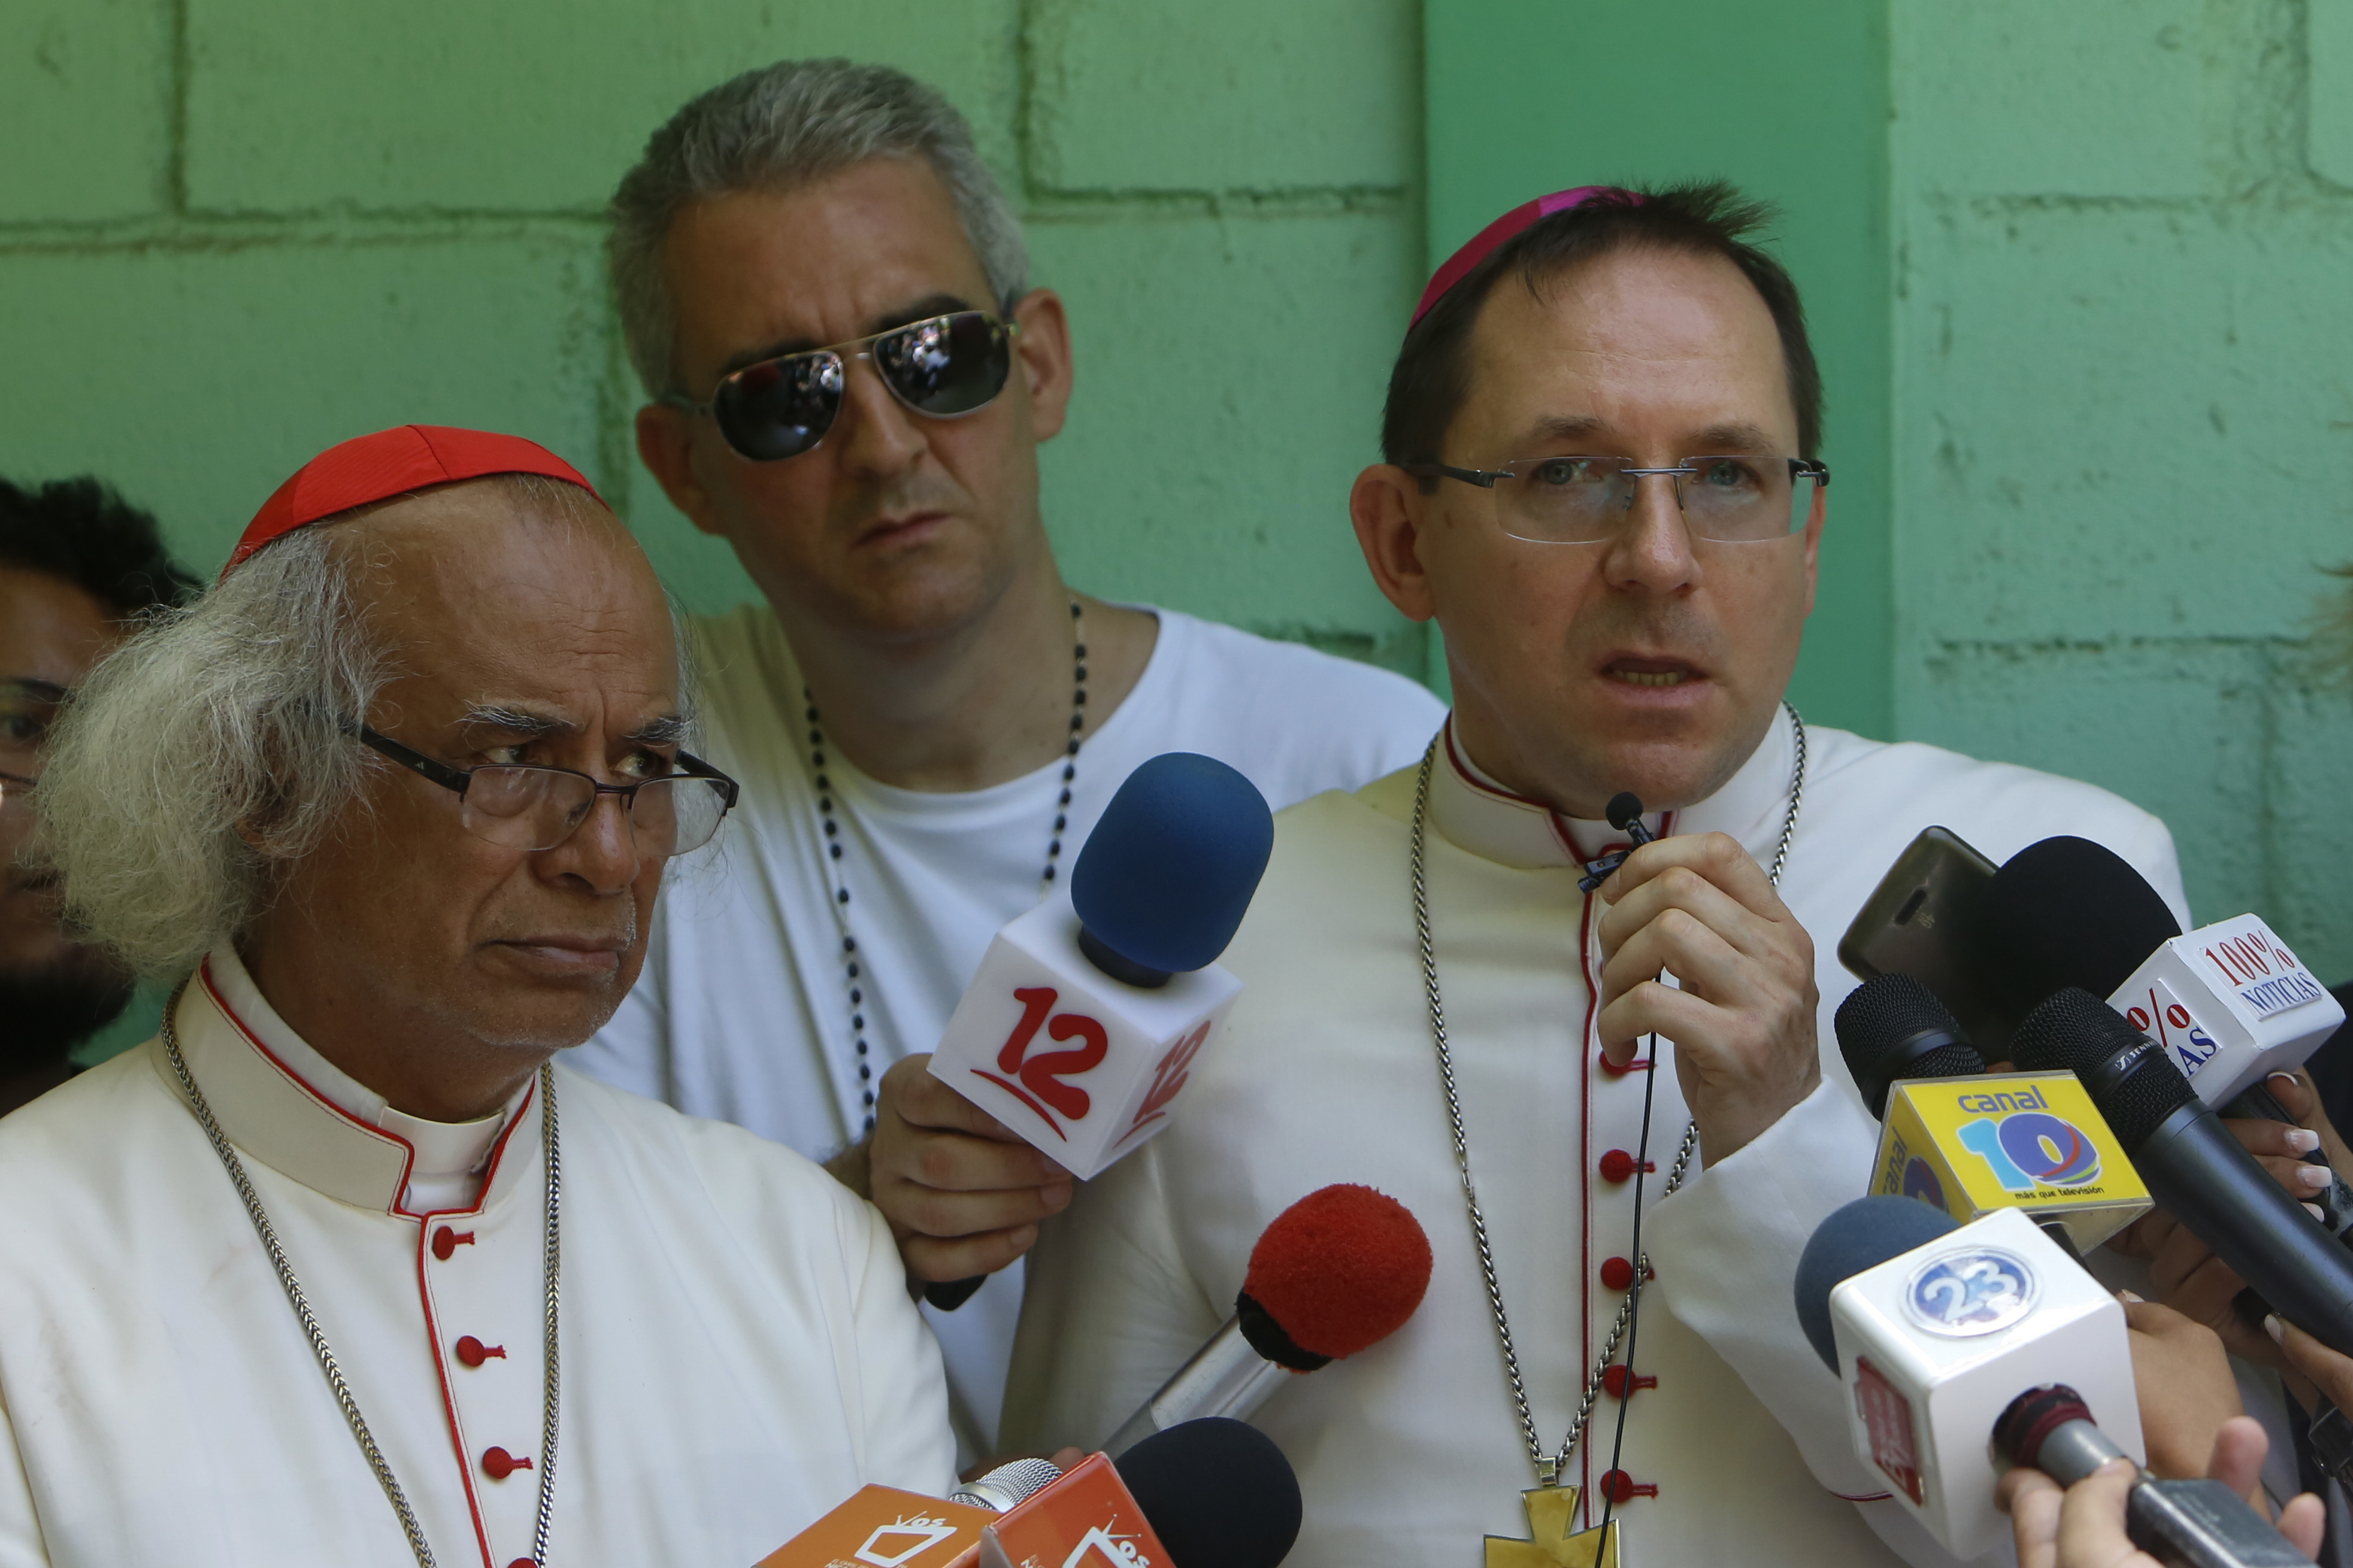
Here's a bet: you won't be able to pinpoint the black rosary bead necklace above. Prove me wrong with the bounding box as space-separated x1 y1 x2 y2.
805 599 1088 1133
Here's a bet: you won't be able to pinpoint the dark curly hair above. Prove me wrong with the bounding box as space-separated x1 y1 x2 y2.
1382 179 1822 478
0 477 196 620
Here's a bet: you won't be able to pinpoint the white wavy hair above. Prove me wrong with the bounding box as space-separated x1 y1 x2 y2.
36 477 689 982
608 57 1030 398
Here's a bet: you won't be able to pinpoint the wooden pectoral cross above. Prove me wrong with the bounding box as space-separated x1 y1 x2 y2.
1485 1486 1619 1568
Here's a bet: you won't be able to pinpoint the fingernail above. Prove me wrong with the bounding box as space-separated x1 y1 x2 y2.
2299 1162 2332 1188
2118 1289 2145 1304
1041 1181 1073 1209
2290 1129 2323 1155
1009 1224 1038 1249
2306 1202 2327 1221
2267 1314 2286 1343
2272 1072 2303 1091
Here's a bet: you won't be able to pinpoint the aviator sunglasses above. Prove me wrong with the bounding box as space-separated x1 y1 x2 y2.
664 310 1019 463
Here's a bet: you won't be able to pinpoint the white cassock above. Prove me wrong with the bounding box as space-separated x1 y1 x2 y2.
1005 709 2188 1568
0 950 953 1568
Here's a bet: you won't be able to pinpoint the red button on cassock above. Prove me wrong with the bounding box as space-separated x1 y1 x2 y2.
1601 1366 1658 1399
1597 1150 1655 1183
508 1559 537 1568
431 1227 476 1261
1600 1256 1634 1291
480 1446 533 1481
455 1336 507 1368
1600 1469 1658 1503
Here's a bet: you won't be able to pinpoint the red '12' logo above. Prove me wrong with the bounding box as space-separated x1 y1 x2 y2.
971 986 1108 1139
1118 1019 1213 1147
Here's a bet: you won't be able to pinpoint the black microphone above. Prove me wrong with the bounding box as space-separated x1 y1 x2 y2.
1578 791 1656 892
1836 972 1989 1120
1983 836 2184 1019
1985 841 2353 1236
1112 1417 1303 1568
2009 988 2353 1354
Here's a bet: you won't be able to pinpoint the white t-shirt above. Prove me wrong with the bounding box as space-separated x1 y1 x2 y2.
573 602 1447 1448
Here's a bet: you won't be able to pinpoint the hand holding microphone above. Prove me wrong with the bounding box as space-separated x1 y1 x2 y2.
1795 1197 2317 1564
1995 1405 2320 1568
873 753 1273 1297
1591 798 1821 1163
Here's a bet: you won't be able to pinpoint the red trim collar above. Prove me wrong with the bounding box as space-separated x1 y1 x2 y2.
195 959 532 1220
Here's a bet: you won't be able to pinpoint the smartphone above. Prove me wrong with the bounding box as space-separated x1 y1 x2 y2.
1838 826 2011 1057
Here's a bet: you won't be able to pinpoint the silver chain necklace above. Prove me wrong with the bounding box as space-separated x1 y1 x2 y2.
1409 702 1806 1488
805 599 1088 1135
162 982 563 1568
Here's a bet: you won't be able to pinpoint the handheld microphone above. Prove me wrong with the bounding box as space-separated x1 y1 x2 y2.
1994 1385 2318 1568
1797 1197 2143 1557
928 752 1274 1183
2008 988 2353 1355
1837 974 2151 1251
1576 790 1655 892
1104 1184 1433 1455
1986 838 2345 1108
983 1418 1300 1568
761 1418 1302 1568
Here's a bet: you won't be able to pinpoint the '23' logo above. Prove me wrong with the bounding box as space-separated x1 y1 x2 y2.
1955 1111 2101 1193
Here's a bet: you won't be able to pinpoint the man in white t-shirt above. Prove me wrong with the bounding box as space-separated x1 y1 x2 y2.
575 59 1444 1448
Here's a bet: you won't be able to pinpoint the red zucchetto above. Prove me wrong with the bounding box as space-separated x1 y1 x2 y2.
223 424 601 577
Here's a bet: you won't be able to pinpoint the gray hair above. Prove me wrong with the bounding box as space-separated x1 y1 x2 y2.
35 525 391 981
608 58 1030 399
35 476 695 982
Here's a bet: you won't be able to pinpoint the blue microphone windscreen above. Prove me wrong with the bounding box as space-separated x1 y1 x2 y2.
1116 1417 1302 1568
1071 753 1275 975
1795 1196 1961 1371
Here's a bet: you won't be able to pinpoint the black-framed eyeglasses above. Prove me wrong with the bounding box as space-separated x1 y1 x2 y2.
1403 454 1830 545
662 310 1019 463
352 724 739 858
0 678 67 817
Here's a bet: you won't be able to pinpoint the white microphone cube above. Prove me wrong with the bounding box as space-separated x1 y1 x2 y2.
2107 914 2345 1106
1830 1207 2142 1559
928 900 1241 1180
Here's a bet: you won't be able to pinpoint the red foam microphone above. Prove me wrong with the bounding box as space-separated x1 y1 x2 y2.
1104 1183 1433 1454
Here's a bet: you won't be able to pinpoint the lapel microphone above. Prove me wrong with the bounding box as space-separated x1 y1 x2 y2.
1579 791 1655 892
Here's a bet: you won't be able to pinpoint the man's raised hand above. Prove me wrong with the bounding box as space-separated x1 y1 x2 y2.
870 1054 1073 1283
1595 832 1820 1163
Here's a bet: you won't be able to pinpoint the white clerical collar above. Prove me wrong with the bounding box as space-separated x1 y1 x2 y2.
160 948 537 1218
1428 708 1800 875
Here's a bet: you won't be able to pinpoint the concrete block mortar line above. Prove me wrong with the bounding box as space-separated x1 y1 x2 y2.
165 0 189 216
1019 186 1409 224
0 211 610 257
595 296 641 526
1925 632 2318 661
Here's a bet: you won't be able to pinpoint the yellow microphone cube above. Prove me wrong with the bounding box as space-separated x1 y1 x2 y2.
1871 1072 2151 1251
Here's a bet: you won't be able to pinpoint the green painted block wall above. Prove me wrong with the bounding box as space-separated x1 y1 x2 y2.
1891 0 2353 978
0 0 1424 658
1 0 1428 1059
